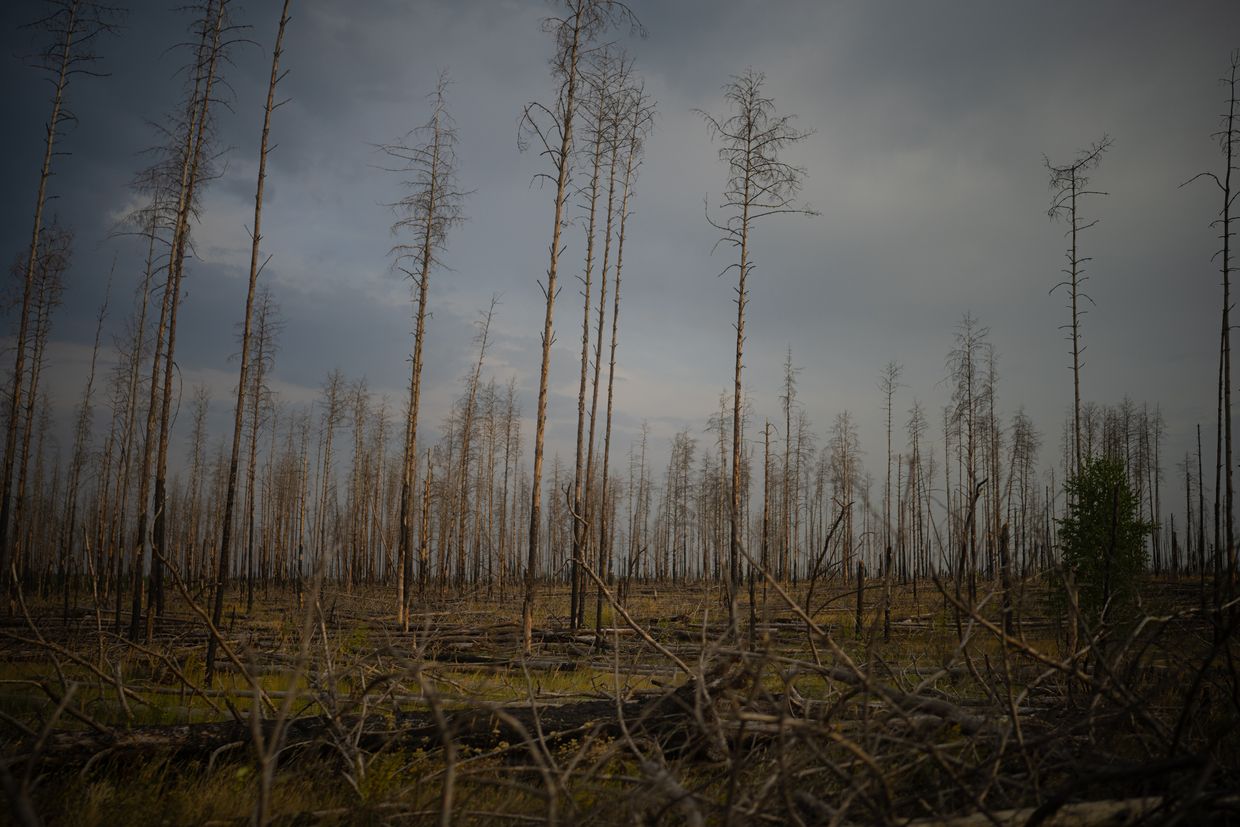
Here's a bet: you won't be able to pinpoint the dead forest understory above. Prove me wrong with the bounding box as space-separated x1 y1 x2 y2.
2 573 1239 826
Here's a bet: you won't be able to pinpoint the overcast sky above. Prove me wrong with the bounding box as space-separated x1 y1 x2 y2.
3 0 1239 489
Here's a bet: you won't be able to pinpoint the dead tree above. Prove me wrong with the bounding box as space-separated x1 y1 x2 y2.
758 420 771 641
906 400 927 581
583 52 634 627
9 227 69 591
497 380 519 599
947 313 990 603
315 371 345 581
132 0 230 640
206 0 288 683
344 379 370 592
519 0 638 654
983 348 1002 579
568 52 613 628
184 386 211 585
594 77 652 636
702 69 817 628
1186 50 1239 605
1045 135 1111 476
1 0 121 607
103 190 167 629
1007 409 1041 575
707 392 730 580
153 0 245 633
879 361 902 638
830 412 861 579
419 448 433 595
793 409 812 582
881 366 902 540
781 349 800 582
384 71 464 630
1198 424 1208 595
626 421 650 590
58 275 110 618
452 302 496 588
244 289 281 610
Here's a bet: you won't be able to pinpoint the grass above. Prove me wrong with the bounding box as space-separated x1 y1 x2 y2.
2 575 1235 825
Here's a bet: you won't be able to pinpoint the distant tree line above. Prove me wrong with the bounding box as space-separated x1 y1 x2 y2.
2 1 1237 655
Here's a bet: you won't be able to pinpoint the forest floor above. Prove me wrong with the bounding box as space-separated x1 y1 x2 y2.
0 573 1237 825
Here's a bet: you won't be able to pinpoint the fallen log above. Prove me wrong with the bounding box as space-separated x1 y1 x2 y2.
11 656 1010 769
19 696 658 768
900 794 1240 827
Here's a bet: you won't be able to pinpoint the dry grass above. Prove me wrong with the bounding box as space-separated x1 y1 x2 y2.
1 573 1237 825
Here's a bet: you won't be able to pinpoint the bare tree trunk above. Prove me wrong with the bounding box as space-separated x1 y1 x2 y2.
206 0 287 681
388 73 461 628
728 190 749 628
704 70 816 632
569 68 607 629
419 449 432 598
151 0 235 638
1046 137 1110 476
594 77 648 639
2 0 118 606
1225 56 1237 602
60 278 110 619
132 0 225 641
245 290 278 613
453 303 494 590
758 421 770 645
107 207 162 632
12 231 67 592
1198 425 1207 612
185 387 210 588
583 57 628 628
782 350 796 582
498 381 516 601
522 2 587 655
1200 53 1240 605
1216 333 1224 622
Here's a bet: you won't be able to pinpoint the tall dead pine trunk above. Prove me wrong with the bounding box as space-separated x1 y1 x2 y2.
244 290 279 612
1045 136 1110 476
453 302 495 589
583 53 631 629
132 0 228 641
151 0 241 636
206 0 289 683
386 73 463 630
702 70 816 631
60 277 110 618
568 59 609 629
519 0 637 654
594 77 651 639
1189 51 1239 609
2 0 119 607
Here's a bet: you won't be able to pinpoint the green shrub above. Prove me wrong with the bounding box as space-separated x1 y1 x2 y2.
1057 455 1151 621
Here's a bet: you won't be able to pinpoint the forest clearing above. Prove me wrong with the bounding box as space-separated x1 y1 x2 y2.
2 0 1240 824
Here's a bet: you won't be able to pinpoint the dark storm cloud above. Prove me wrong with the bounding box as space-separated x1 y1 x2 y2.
2 0 1238 477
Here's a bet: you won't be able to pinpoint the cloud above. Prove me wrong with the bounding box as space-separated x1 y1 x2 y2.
0 0 1237 502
